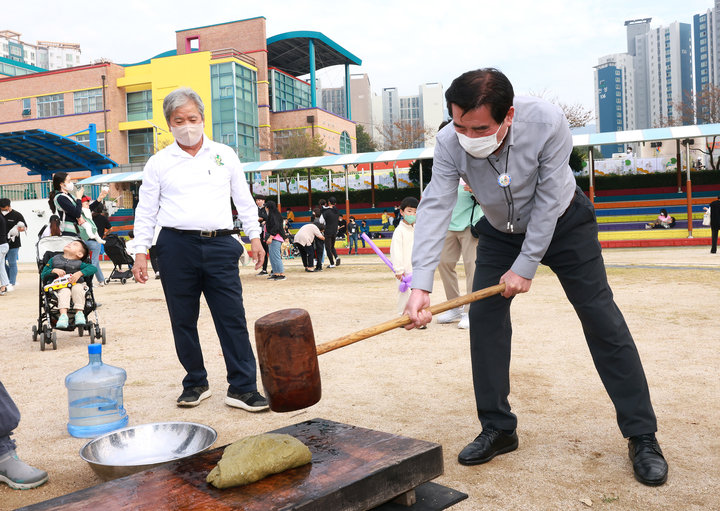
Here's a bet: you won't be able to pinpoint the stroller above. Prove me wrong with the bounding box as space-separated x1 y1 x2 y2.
103 233 135 284
33 235 106 351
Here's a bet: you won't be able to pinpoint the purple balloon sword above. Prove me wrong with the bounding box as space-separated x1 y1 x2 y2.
361 233 412 292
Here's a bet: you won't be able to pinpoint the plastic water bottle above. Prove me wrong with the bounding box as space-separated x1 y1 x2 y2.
65 344 129 438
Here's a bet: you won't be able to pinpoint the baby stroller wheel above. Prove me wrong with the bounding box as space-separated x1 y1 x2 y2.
52 332 57 350
40 338 46 351
121 278 127 285
31 325 38 342
78 325 84 337
101 327 107 345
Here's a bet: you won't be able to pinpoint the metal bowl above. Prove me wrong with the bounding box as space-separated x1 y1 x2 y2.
80 421 217 481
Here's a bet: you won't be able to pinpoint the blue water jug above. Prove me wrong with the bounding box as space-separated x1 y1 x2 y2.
65 344 129 438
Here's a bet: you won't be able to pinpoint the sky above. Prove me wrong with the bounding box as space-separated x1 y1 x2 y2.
2 0 714 118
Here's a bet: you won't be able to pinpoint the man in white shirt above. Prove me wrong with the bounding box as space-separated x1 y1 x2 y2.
132 87 268 412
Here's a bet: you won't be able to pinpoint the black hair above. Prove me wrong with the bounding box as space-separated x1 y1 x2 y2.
400 197 419 210
438 119 451 131
48 171 70 213
77 239 91 263
314 222 325 232
329 197 337 205
0 198 10 208
660 209 668 216
319 199 327 206
265 200 283 226
445 68 514 124
349 216 355 221
128 230 135 239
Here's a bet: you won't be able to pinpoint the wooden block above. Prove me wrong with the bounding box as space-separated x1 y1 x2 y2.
392 489 417 506
19 418 443 511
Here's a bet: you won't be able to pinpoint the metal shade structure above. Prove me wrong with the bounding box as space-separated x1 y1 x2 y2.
76 172 144 185
0 129 117 181
266 31 361 77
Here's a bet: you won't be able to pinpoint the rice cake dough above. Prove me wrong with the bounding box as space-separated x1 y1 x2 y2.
207 433 312 488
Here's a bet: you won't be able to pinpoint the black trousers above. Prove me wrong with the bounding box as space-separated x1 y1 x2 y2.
324 230 338 265
149 245 160 274
469 187 657 438
295 243 314 268
260 238 269 272
711 227 718 253
156 229 258 394
0 380 20 456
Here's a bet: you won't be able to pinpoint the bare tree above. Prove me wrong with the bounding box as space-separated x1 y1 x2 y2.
657 85 720 169
529 88 593 129
274 131 326 191
375 120 436 151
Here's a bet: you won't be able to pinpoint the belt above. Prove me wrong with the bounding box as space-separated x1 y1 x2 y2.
559 190 577 220
163 227 241 237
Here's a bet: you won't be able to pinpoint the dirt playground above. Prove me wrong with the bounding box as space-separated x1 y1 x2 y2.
1 247 719 511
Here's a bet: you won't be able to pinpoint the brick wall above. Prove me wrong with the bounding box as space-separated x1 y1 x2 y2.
0 63 128 183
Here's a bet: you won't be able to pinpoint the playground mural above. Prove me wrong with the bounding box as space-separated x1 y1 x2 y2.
251 169 414 197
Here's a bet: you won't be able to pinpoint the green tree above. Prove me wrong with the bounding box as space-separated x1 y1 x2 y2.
408 159 432 186
355 124 377 153
275 131 326 192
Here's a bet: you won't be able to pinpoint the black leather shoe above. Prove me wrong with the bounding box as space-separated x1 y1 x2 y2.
458 428 518 466
628 434 668 486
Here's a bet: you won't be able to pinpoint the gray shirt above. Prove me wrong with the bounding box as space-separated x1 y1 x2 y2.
412 95 576 291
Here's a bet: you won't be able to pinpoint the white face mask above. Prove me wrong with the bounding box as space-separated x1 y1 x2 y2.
64 181 75 192
1 210 8 216
456 123 507 159
172 123 204 147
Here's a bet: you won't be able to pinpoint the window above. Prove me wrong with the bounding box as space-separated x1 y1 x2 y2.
37 94 64 118
74 89 103 113
21 98 31 116
76 132 105 155
128 128 154 163
700 23 706 29
615 70 621 75
616 99 621 104
701 38 707 45
616 106 621 111
615 77 621 82
126 90 152 121
339 131 351 154
702 61 708 67
616 92 621 97
66 54 73 62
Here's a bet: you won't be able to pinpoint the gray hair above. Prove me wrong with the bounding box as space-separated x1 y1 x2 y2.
163 87 205 123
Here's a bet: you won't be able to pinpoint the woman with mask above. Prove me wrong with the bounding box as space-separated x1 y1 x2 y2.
48 172 108 237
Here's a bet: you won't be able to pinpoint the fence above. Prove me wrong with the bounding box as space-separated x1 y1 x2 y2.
0 181 104 202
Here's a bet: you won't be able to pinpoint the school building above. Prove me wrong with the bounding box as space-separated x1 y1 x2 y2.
0 17 360 189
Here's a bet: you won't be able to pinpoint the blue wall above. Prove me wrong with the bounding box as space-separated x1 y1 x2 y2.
597 66 624 157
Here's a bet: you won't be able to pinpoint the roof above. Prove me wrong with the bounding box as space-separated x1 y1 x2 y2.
75 124 720 184
266 31 361 76
0 129 118 177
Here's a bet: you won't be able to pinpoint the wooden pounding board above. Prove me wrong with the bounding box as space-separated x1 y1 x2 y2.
19 418 444 511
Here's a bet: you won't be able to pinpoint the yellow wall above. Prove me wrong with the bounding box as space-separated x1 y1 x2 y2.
117 51 257 149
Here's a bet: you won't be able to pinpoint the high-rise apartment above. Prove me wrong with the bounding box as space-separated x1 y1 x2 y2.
594 18 692 155
0 30 81 73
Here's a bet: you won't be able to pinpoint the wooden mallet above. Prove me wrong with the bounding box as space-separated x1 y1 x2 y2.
254 283 506 412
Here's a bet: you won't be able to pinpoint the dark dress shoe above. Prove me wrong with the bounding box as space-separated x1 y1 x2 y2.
628 434 668 486
458 428 518 466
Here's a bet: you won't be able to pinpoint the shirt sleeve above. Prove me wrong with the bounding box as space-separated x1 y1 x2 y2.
132 156 161 254
230 156 261 240
510 112 574 280
410 141 461 292
390 228 405 275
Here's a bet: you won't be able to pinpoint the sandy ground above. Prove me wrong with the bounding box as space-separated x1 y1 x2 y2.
1 246 719 511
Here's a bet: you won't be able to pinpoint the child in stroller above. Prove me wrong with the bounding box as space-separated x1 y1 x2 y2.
103 233 135 284
34 235 106 350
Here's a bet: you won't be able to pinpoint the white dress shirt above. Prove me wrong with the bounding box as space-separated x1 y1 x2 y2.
133 135 261 254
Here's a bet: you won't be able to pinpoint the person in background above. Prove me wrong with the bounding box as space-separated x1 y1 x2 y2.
286 208 295 224
337 214 347 240
390 197 420 317
359 220 370 248
347 216 359 255
321 197 341 268
256 196 270 276
131 86 268 412
48 173 108 236
0 380 48 489
0 199 26 291
39 215 62 238
294 222 325 271
645 209 673 229
263 201 286 281
91 202 111 239
80 197 107 287
436 181 483 330
393 204 402 229
705 195 720 254
381 210 390 231
0 212 8 296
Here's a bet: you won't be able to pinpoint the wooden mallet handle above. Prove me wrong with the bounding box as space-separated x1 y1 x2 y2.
316 283 506 356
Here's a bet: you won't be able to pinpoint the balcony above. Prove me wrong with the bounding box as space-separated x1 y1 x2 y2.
210 48 256 68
